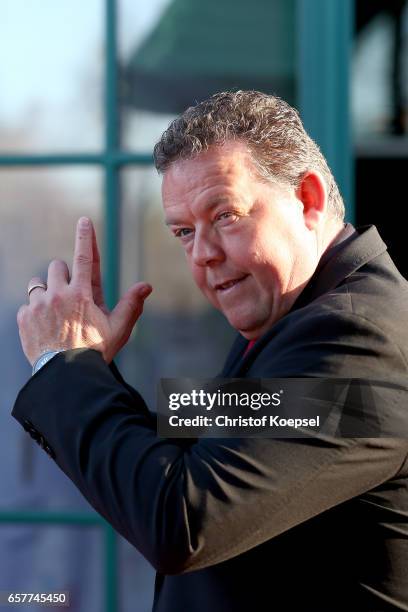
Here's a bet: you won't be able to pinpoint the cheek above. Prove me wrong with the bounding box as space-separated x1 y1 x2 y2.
247 241 288 289
190 264 207 292
243 239 273 272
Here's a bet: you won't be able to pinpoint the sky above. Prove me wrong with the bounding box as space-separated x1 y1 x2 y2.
0 0 171 149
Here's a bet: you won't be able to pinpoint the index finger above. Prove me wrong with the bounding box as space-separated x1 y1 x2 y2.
71 217 93 289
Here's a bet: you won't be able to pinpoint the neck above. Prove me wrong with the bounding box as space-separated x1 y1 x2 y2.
320 219 345 256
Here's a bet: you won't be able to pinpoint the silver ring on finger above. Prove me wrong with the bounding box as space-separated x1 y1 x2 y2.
27 282 47 298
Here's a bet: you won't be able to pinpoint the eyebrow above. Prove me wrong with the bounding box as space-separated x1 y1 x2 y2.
164 196 236 226
165 217 184 226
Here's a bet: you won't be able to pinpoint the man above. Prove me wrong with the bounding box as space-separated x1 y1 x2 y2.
13 91 408 611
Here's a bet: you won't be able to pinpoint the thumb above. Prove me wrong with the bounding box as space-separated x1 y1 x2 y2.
109 282 152 339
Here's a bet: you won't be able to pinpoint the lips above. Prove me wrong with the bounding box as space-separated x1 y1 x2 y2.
214 275 248 291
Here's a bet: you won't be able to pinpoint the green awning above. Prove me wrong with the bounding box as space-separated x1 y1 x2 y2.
122 0 295 113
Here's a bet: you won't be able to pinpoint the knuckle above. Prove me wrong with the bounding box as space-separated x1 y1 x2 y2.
78 226 89 238
75 253 91 266
134 300 144 314
32 302 45 317
72 287 91 304
49 293 63 308
71 288 83 302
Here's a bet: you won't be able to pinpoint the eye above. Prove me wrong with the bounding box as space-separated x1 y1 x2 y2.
216 211 239 223
174 227 193 238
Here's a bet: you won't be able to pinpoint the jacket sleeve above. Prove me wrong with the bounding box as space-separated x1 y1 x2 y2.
11 311 408 575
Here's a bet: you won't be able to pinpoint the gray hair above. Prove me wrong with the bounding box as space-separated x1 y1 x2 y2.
153 90 345 221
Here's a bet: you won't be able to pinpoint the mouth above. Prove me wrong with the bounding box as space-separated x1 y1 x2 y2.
214 275 249 292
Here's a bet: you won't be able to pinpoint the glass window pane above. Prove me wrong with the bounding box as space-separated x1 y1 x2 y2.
119 166 235 404
352 1 408 140
0 167 156 612
0 525 104 609
0 0 104 153
0 167 103 508
118 0 295 152
353 1 408 278
119 538 155 612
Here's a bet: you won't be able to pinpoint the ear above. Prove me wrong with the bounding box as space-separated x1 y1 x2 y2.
295 171 328 231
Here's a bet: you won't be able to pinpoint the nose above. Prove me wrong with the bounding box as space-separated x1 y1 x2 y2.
191 227 224 267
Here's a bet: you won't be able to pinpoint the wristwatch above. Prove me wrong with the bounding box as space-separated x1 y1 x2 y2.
32 350 64 376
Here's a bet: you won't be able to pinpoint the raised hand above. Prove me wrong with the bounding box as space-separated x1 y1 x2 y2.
17 217 152 366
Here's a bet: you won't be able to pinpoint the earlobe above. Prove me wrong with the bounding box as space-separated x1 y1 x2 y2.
296 171 327 231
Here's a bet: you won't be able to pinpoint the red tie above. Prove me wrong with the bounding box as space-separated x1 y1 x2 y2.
243 339 257 358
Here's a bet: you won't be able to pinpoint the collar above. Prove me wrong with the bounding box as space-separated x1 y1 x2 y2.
291 224 387 311
314 222 358 275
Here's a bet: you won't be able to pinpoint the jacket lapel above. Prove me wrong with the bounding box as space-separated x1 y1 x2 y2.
219 333 248 376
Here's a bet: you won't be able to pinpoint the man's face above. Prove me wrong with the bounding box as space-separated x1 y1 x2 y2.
162 141 319 339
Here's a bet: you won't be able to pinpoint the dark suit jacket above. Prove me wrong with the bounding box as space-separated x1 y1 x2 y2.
13 225 408 611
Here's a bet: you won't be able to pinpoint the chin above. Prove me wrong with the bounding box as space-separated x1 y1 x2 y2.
226 311 271 338
237 329 261 341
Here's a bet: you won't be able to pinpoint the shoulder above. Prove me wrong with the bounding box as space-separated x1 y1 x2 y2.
250 270 408 379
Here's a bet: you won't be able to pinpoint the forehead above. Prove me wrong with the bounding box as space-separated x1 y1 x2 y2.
161 141 256 209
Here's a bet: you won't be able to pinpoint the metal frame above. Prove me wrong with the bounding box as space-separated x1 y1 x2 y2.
297 0 354 222
0 1 355 610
